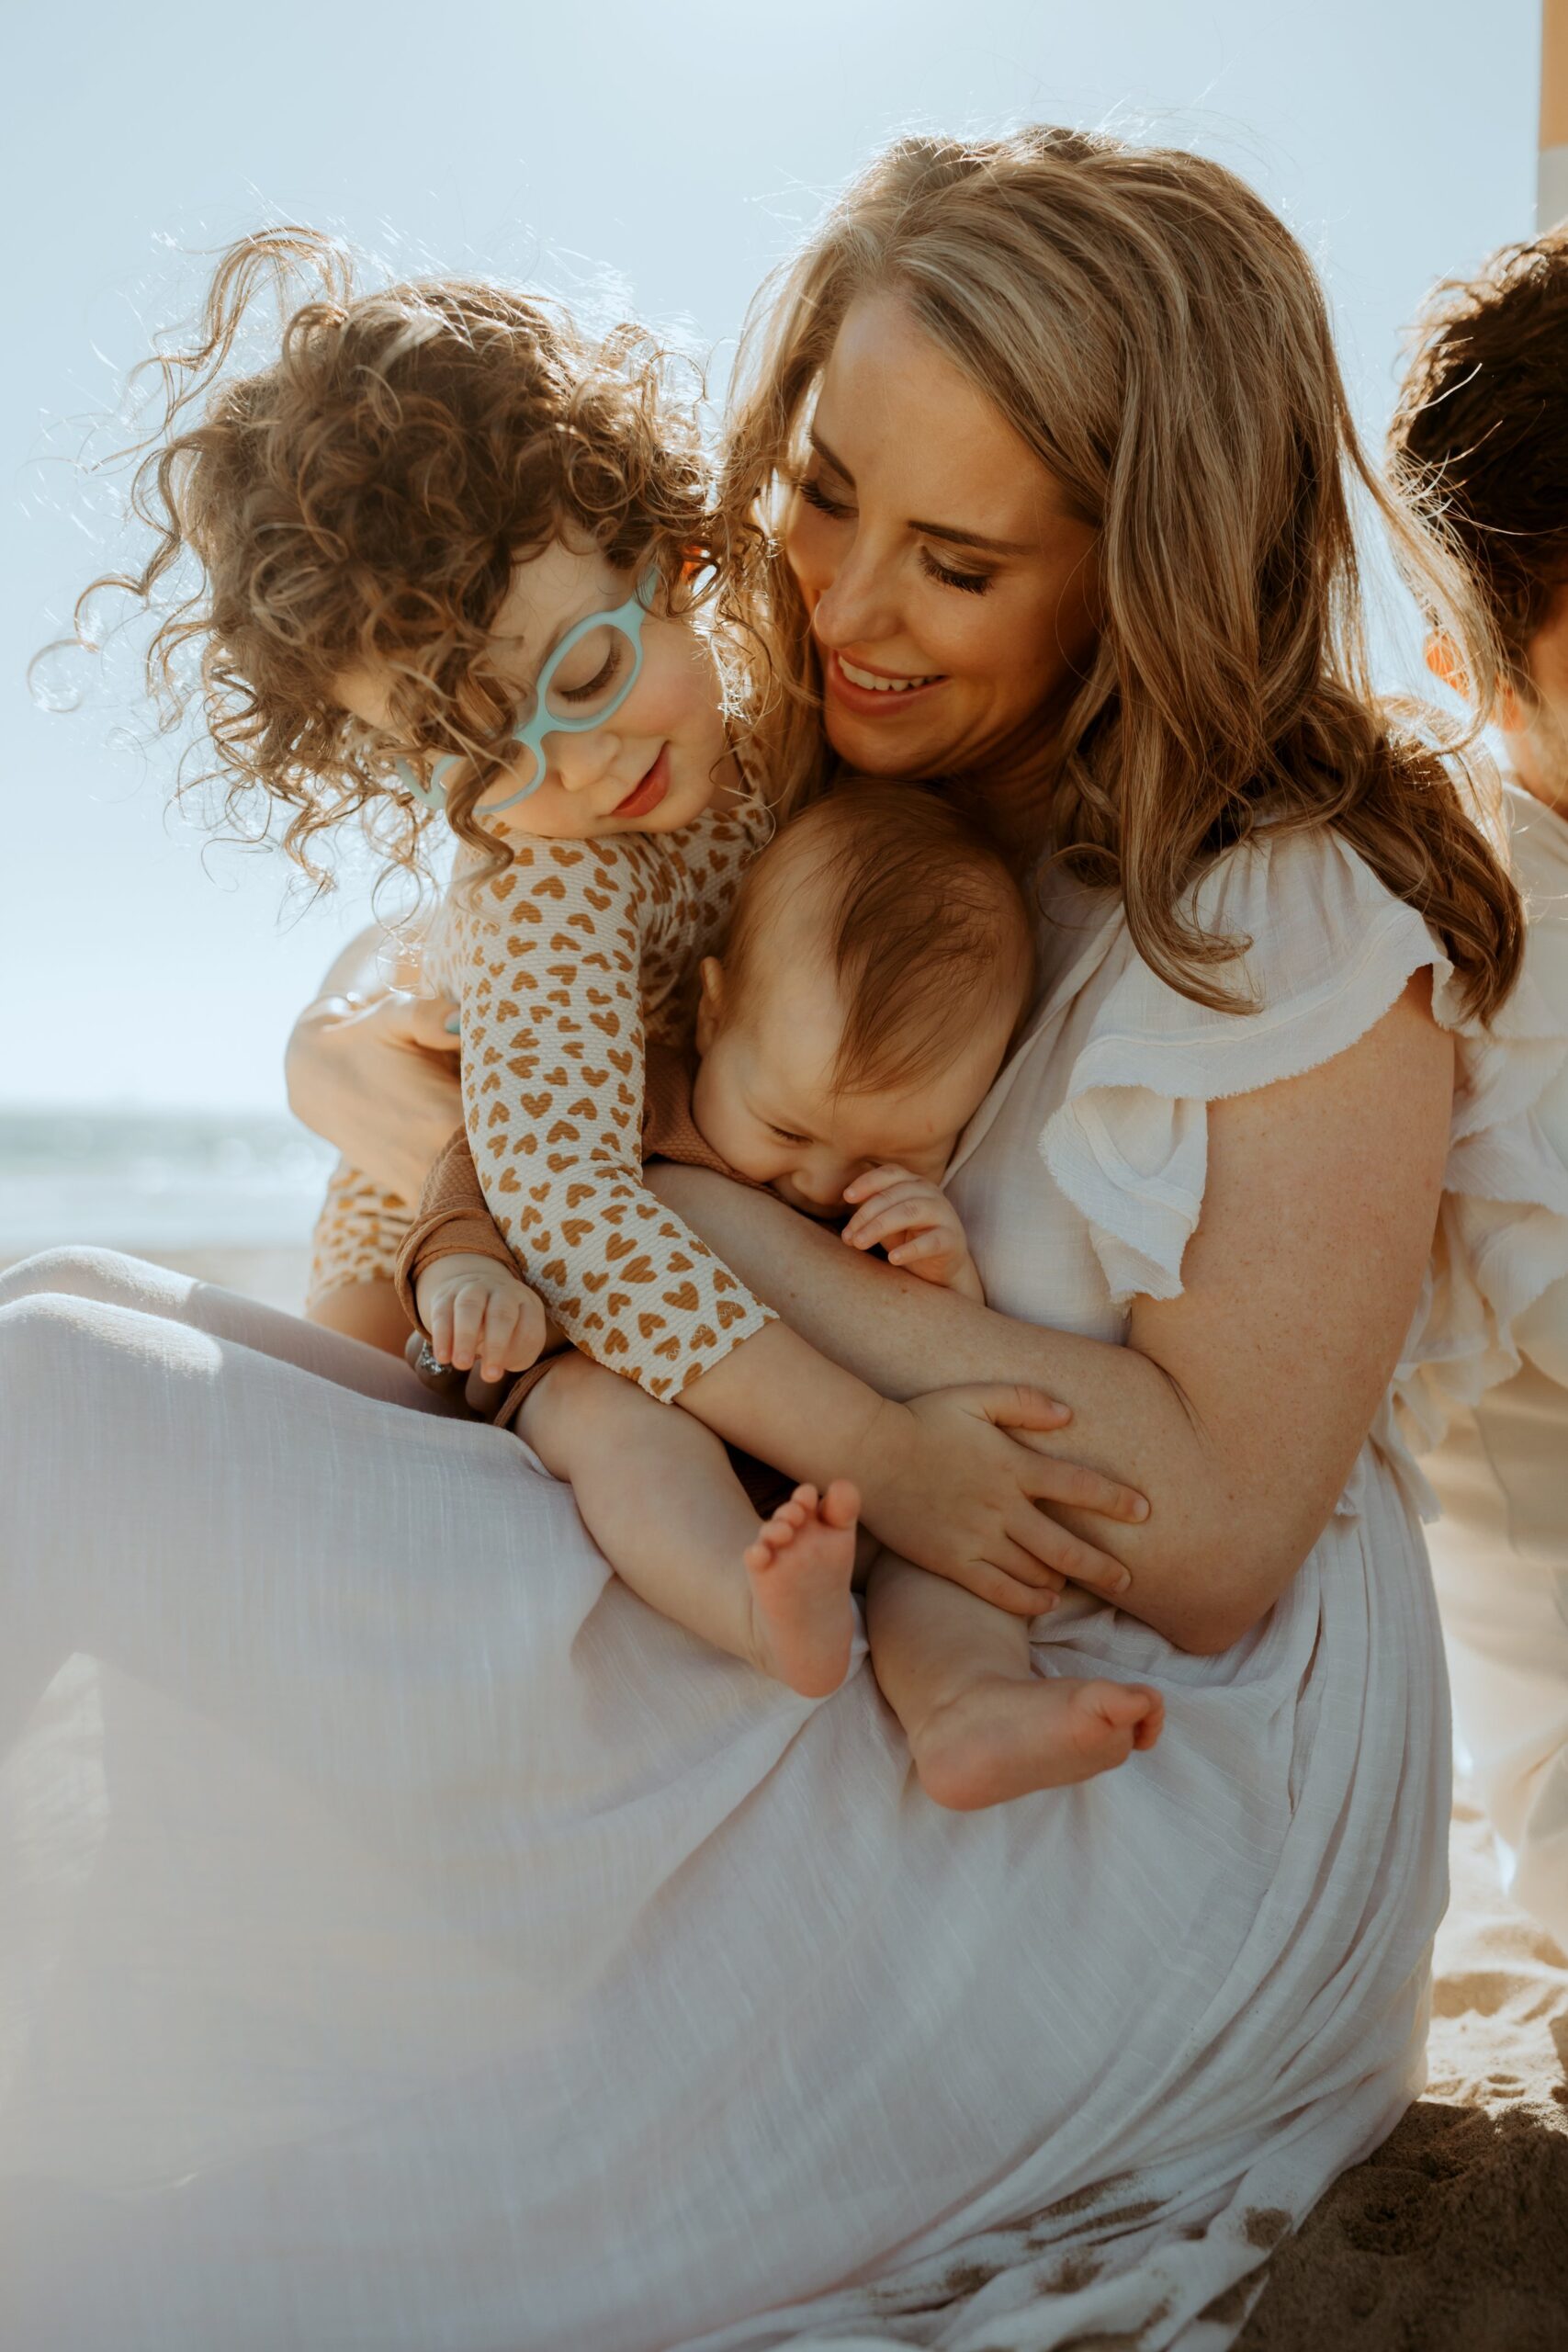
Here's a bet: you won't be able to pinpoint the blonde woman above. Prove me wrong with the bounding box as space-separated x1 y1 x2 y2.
4 129 1562 2352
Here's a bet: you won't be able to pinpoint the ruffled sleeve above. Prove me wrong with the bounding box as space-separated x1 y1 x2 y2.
1036 825 1568 1508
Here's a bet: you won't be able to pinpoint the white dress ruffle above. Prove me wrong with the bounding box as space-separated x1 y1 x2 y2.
955 826 1568 1517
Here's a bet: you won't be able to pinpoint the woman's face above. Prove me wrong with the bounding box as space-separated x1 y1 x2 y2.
783 293 1101 782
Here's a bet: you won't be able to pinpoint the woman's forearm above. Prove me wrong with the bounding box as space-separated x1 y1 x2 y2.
309 923 400 1002
647 1163 1315 1654
654 977 1453 1657
284 926 463 1202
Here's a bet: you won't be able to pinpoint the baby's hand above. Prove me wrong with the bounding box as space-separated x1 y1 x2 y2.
840 1166 985 1303
414 1252 548 1384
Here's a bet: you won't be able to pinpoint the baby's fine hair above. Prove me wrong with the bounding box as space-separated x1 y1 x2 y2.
723 779 1037 1099
77 228 715 879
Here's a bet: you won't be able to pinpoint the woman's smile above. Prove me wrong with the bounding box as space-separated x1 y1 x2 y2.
824 649 948 717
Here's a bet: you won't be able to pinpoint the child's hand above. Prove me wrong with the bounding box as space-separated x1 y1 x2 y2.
414 1253 547 1385
852 1387 1148 1618
840 1166 985 1302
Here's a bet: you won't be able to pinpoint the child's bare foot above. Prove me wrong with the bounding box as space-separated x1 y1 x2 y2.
910 1675 1164 1812
741 1481 861 1698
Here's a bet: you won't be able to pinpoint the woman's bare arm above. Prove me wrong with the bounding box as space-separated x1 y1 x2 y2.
652 978 1454 1655
284 926 463 1203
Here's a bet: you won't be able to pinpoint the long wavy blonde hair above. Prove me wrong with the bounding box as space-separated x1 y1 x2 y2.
718 127 1522 1020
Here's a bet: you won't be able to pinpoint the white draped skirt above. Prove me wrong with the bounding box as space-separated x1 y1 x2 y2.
0 1250 1448 2352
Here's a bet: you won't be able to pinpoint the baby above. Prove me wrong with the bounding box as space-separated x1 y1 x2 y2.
401 781 1164 1806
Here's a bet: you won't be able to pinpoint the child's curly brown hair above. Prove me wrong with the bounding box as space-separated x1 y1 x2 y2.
76 227 719 882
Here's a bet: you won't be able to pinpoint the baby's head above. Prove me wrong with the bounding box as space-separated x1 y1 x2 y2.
692 781 1036 1216
84 229 728 875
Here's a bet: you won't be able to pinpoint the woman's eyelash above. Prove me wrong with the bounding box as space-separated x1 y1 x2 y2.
796 470 992 595
919 548 992 595
795 473 852 519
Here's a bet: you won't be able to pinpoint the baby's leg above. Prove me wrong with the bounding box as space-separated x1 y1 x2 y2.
865 1555 1164 1811
521 1352 858 1697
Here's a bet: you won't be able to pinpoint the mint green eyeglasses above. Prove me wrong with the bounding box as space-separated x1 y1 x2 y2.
396 564 660 815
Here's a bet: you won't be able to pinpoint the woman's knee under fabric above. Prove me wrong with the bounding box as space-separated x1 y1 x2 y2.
0 1247 446 1408
0 1244 183 1315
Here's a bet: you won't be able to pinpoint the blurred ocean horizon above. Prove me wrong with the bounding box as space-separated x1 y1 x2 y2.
0 1106 334 1261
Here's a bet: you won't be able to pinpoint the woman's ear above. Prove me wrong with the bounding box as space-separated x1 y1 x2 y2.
694 956 725 1056
1424 630 1469 701
1427 628 1525 733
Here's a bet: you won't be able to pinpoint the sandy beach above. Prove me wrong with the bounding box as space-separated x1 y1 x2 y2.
6 1237 1565 2347
1245 1794 1568 2349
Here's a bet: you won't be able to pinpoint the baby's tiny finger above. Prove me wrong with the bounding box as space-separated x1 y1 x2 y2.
450 1287 487 1372
888 1230 945 1264
841 1205 903 1250
841 1164 911 1204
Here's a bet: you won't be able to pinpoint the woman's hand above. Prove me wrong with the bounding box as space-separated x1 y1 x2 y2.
852 1385 1149 1617
287 980 463 1204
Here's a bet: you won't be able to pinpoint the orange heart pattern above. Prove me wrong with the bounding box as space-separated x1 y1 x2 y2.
310 795 778 1401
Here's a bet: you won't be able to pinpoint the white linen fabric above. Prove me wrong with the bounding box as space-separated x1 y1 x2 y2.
1425 785 1568 1944
3 826 1563 2352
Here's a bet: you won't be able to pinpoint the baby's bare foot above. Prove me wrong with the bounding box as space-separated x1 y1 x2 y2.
912 1676 1164 1812
741 1481 861 1697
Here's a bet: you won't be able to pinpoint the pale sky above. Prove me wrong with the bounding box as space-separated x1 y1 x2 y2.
3 0 1538 1112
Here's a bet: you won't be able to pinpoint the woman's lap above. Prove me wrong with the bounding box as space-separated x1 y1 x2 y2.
0 1250 1449 2352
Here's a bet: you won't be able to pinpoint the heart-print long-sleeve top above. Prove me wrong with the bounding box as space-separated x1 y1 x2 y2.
421 785 775 1401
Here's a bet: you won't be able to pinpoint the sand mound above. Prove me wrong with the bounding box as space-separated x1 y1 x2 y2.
1241 1796 1568 2350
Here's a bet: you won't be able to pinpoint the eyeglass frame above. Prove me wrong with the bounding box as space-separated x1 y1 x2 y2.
394 561 661 817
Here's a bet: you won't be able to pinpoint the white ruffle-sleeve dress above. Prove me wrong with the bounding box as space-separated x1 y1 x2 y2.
1423 783 1568 1945
2 824 1564 2352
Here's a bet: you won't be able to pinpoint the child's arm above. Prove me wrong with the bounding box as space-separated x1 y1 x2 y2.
396 1125 550 1383
838 1166 986 1303
452 841 777 1404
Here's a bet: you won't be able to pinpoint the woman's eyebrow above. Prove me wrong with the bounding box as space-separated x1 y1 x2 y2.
910 517 1032 557
808 425 854 481
808 426 1032 556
